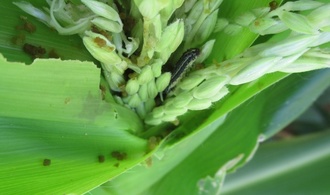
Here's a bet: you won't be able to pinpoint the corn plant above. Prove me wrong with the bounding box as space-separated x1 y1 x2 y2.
1 0 330 194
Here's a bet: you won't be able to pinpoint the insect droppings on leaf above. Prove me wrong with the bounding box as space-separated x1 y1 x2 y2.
98 155 105 163
113 109 118 119
99 84 106 100
48 49 60 59
147 136 160 152
145 157 152 167
64 97 71 104
23 20 36 33
16 16 36 33
113 162 120 167
11 33 26 45
43 159 51 166
269 1 278 11
23 43 46 59
111 151 127 161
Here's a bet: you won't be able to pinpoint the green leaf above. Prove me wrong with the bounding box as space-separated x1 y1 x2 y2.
222 130 330 194
0 54 143 131
0 118 147 194
259 69 330 138
0 55 147 194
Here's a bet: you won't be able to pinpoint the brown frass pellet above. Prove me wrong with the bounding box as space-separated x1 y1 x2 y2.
43 159 51 166
98 155 105 163
23 43 46 58
111 151 127 161
113 162 120 167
